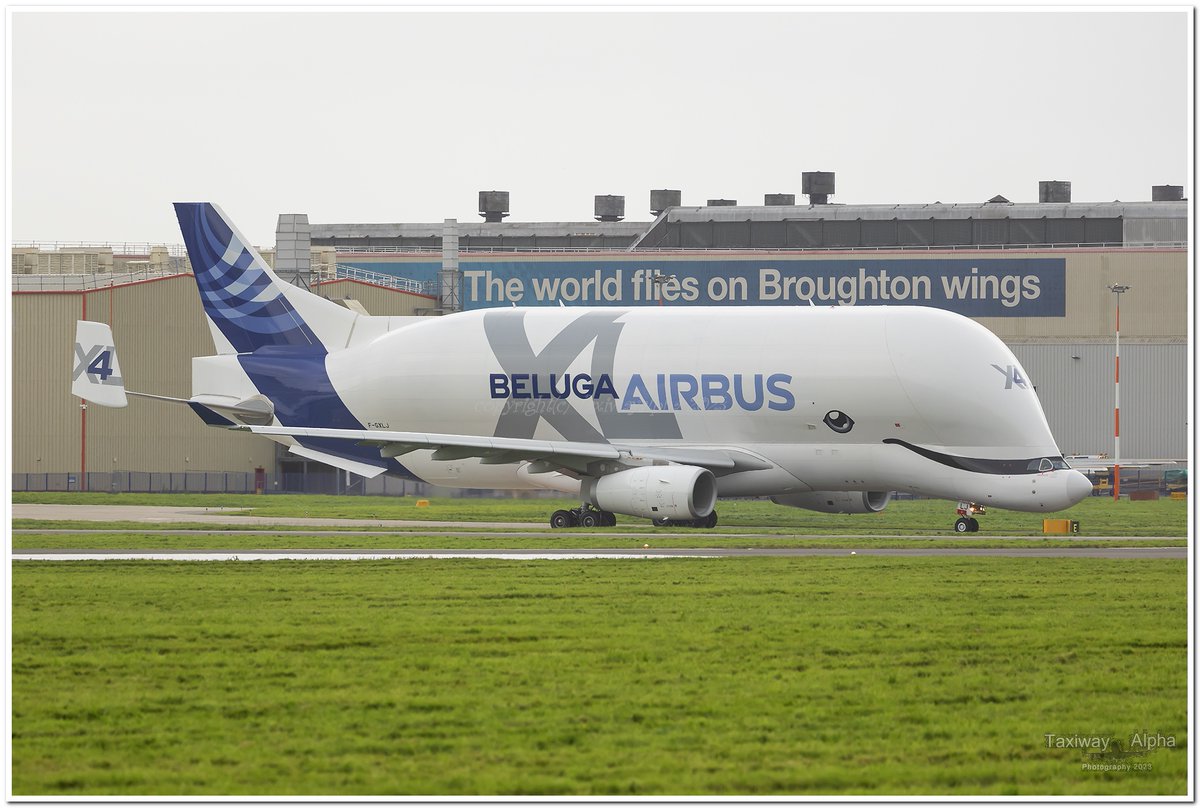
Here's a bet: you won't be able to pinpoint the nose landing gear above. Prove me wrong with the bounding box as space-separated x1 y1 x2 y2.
954 501 985 533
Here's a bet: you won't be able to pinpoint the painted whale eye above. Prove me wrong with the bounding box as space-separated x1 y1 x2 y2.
823 410 854 434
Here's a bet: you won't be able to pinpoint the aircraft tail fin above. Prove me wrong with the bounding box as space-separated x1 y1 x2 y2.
173 202 357 354
72 320 128 407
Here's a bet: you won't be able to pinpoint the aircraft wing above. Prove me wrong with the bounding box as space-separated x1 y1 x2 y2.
240 425 772 476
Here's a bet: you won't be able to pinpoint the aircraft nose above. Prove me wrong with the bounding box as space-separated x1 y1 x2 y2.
1065 470 1093 504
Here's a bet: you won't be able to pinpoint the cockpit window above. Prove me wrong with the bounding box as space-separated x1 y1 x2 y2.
1027 457 1069 472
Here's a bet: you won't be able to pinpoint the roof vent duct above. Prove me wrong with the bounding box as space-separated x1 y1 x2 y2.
802 171 835 205
707 199 737 206
764 193 796 206
478 191 510 223
1039 180 1072 203
650 189 681 216
594 195 625 222
1152 185 1185 202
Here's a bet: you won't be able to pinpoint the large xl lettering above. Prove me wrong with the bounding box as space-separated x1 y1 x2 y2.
483 310 682 441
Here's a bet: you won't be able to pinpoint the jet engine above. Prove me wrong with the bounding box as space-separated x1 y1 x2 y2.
771 490 891 514
582 465 717 520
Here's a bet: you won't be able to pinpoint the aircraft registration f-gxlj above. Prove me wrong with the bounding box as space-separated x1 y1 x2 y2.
72 203 1093 531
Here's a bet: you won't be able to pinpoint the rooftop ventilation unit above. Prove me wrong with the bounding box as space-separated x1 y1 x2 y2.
707 199 737 206
1039 180 1072 203
478 191 510 223
802 172 835 204
650 189 681 216
1152 185 1185 202
764 193 796 206
594 195 625 222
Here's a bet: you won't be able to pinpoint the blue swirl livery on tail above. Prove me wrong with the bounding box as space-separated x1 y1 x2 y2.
174 202 324 353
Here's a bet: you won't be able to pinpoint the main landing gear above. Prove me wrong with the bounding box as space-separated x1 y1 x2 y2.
547 506 721 529
652 511 719 529
954 501 985 533
549 504 617 529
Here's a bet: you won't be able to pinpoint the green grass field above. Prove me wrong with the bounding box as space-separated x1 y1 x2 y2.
11 557 1187 796
11 492 1190 536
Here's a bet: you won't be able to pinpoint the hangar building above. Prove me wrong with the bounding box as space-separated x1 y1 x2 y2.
11 179 1189 493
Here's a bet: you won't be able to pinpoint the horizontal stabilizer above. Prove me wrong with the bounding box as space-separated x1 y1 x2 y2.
122 391 276 427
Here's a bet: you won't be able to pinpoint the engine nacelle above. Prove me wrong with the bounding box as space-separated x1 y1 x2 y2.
582 465 717 520
771 490 891 514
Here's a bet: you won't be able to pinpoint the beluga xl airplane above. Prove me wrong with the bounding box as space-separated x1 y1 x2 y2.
72 203 1093 532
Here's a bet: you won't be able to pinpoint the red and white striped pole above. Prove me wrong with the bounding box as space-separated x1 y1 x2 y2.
1108 283 1131 500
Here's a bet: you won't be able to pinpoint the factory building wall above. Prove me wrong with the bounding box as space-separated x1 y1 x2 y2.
339 248 1187 340
978 248 1184 339
12 274 432 477
1010 342 1188 459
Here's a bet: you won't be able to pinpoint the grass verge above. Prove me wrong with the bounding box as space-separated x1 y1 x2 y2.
11 557 1187 796
10 493 1189 536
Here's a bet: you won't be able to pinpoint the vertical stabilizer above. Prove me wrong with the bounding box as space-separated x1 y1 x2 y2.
174 202 357 354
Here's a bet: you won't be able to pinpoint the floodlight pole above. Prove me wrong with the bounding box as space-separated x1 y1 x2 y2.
1108 283 1131 500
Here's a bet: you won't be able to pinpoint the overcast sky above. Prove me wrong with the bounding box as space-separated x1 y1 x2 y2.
9 8 1192 246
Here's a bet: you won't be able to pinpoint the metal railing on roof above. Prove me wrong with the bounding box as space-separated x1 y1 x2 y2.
626 241 1188 253
327 245 637 255
321 240 1187 256
332 264 430 295
12 241 189 257
11 267 192 292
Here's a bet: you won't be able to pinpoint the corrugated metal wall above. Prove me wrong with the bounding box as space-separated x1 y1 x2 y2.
1124 217 1188 244
12 277 277 476
13 275 442 475
12 293 87 476
1011 342 1188 459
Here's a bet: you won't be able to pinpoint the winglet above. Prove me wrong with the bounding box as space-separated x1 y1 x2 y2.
72 321 128 407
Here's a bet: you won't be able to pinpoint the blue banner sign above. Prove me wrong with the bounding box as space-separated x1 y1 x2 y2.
345 257 1067 317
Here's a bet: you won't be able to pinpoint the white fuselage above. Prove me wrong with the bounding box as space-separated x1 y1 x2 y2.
262 305 1091 512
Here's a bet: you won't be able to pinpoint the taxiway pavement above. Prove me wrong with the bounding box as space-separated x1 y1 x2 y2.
12 504 1187 560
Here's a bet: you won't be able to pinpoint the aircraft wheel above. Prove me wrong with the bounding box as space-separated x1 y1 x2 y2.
954 517 971 533
968 518 980 533
702 511 718 529
652 517 671 527
579 511 600 528
602 511 617 527
550 510 574 529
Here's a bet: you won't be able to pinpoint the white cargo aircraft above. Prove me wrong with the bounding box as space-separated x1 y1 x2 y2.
72 203 1092 532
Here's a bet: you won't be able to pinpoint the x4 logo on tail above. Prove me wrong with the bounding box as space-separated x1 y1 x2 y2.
73 343 123 386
